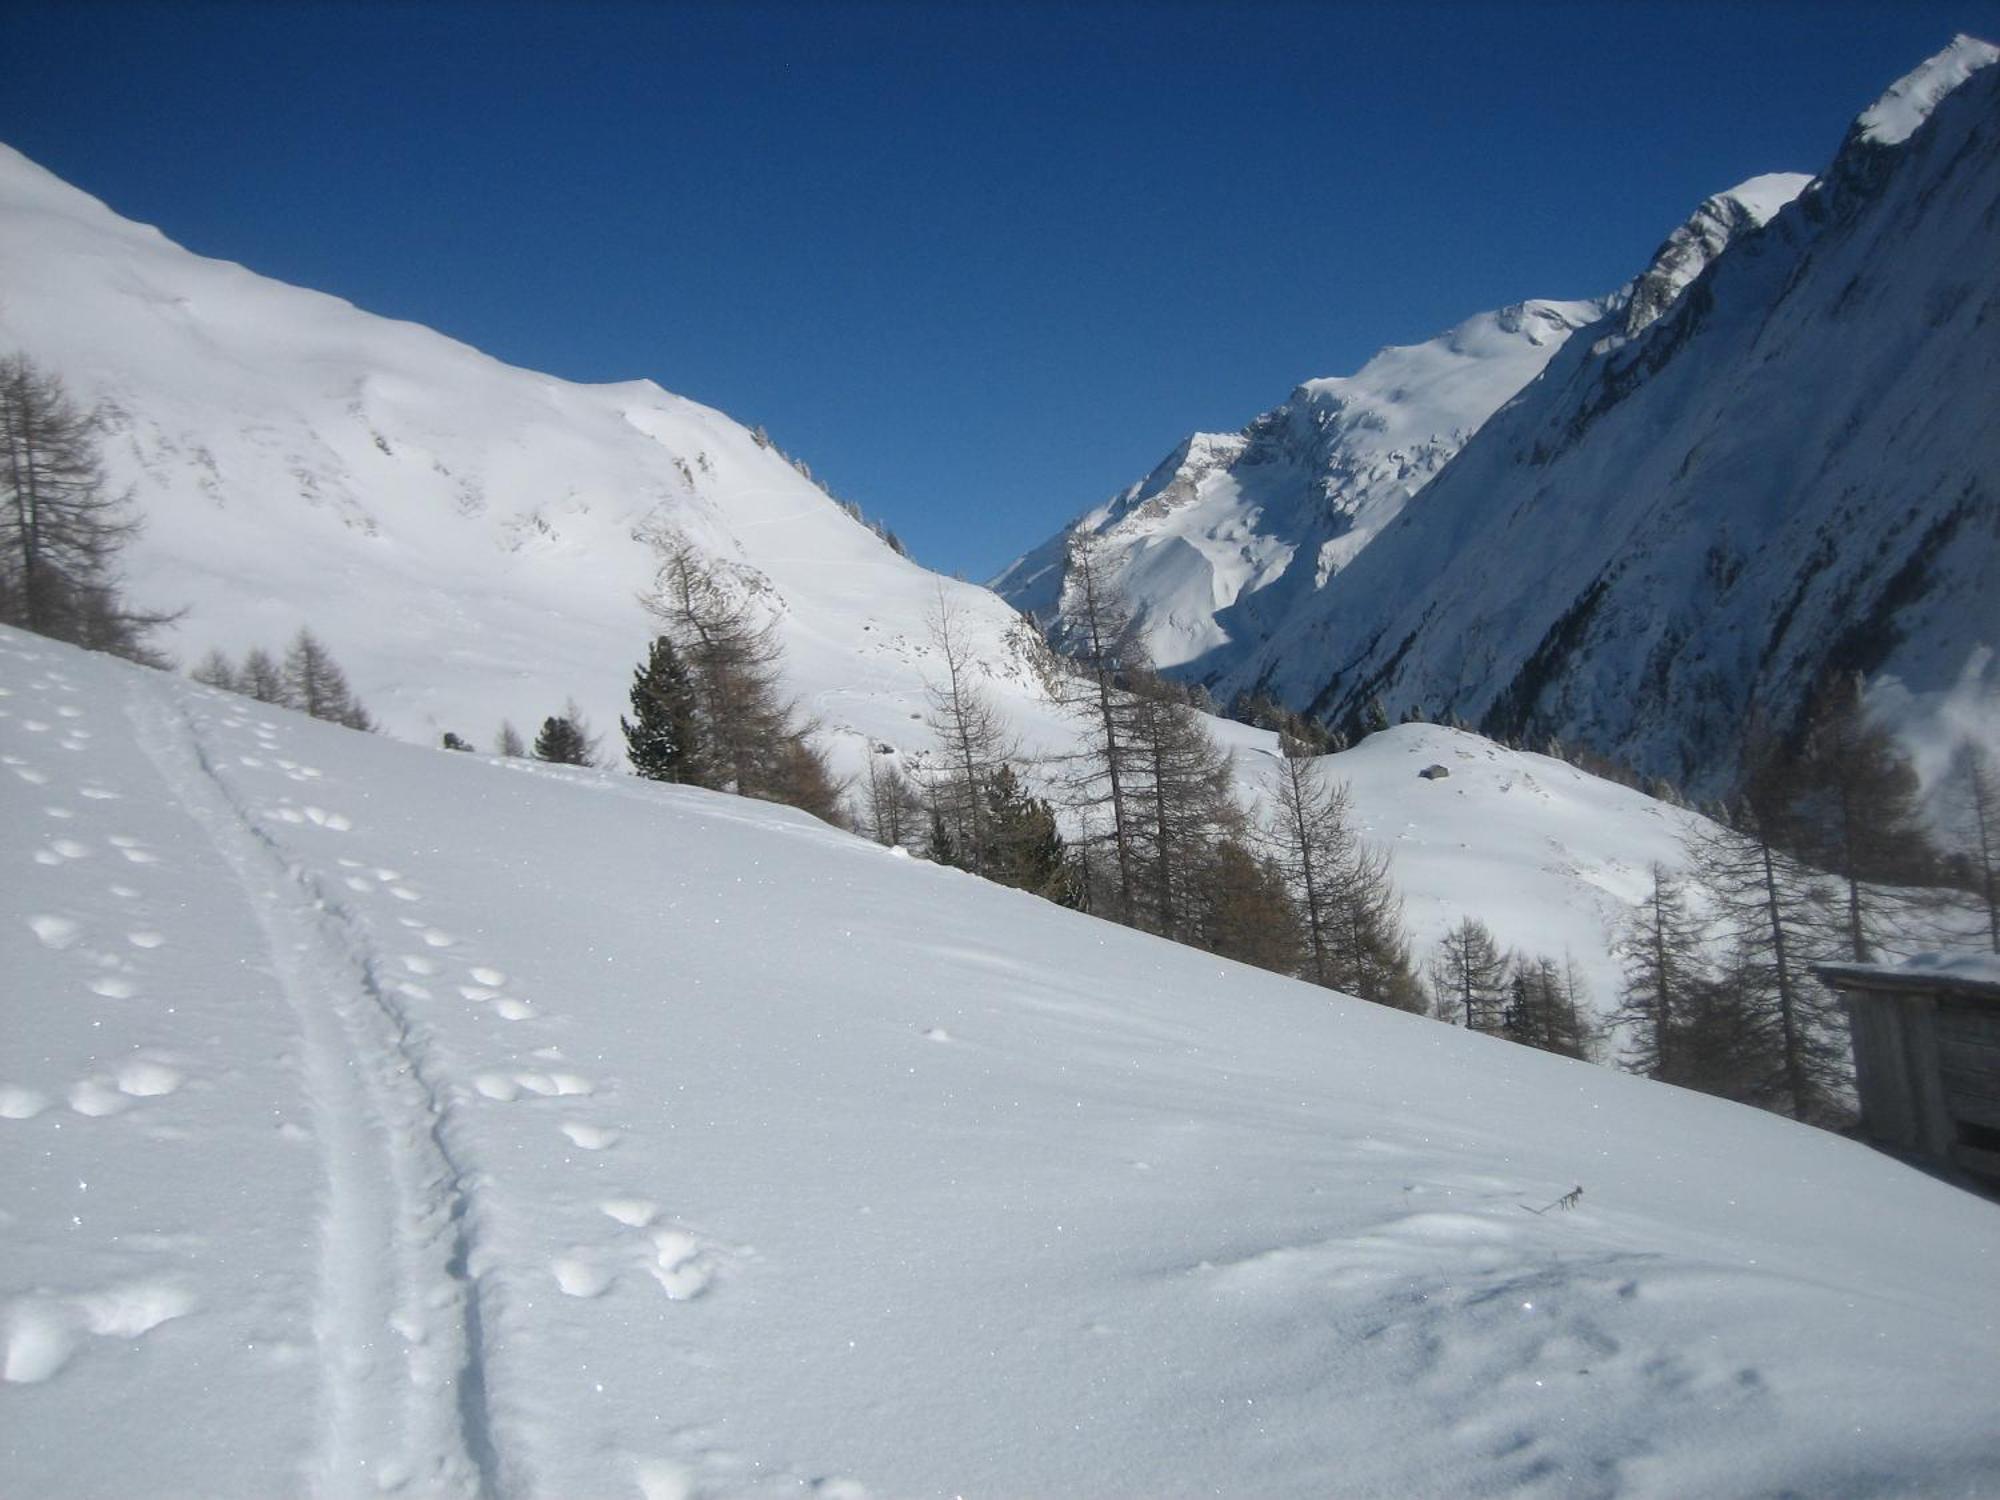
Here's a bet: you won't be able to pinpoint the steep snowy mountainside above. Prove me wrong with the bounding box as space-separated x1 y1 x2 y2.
991 171 1810 687
0 142 1064 776
995 296 1606 676
1265 36 2000 793
6 625 1999 1499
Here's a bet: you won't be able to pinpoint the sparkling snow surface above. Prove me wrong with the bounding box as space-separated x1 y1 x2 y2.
4 629 1998 1499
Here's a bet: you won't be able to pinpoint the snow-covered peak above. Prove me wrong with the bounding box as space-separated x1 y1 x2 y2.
1092 430 1252 532
999 296 1604 674
1854 33 1999 146
1295 298 1603 438
1002 152 1840 684
1615 173 1810 341
1719 172 1816 224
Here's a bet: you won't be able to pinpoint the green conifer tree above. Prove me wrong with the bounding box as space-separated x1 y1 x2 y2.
622 636 707 783
984 765 1085 907
534 715 593 766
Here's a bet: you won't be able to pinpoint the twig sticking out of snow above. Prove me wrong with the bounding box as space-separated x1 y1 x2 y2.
1523 1185 1584 1215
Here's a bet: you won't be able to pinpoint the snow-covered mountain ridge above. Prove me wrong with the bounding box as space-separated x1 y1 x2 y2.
0 140 1065 779
994 295 1609 675
1606 173 1813 347
5 626 1997 1498
1276 35 2000 790
1003 38 1997 795
992 174 1806 683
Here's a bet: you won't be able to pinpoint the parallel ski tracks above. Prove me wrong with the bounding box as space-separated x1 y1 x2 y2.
132 685 502 1499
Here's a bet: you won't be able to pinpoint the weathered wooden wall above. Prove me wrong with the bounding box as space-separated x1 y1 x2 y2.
1832 972 2000 1182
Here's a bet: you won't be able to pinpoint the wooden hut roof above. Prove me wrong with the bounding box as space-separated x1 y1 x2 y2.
1816 952 2000 1003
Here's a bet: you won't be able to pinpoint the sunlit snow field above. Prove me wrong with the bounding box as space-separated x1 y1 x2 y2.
3 627 1997 1499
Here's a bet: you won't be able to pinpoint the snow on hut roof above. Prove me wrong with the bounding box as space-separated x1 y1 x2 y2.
1817 950 2000 1000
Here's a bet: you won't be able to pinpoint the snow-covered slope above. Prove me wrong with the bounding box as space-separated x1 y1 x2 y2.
0 142 1063 777
1243 38 2000 790
0 136 1765 1018
993 171 1809 686
5 627 1998 1498
1309 723 1705 1009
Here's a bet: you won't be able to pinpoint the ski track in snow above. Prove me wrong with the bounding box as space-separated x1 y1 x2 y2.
118 682 728 1494
130 682 503 1500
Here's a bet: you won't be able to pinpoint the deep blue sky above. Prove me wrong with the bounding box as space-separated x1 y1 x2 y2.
4 2 1998 578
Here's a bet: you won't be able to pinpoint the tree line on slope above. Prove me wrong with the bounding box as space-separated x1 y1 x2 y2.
239 515 1994 1134
18 344 1994 1123
1045 539 1433 1005
214 496 1995 1132
191 631 375 730
877 542 1441 1012
1019 537 1627 1043
449 542 846 830
431 516 2000 1126
1046 536 2000 1123
1429 918 1598 1061
600 534 1433 1013
1412 682 1999 1128
603 531 2000 1120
